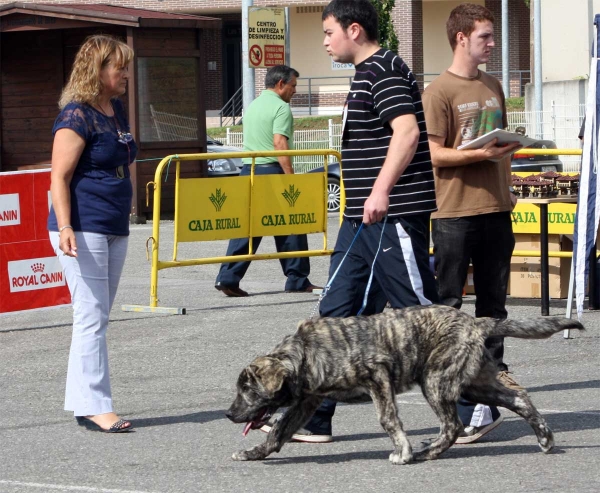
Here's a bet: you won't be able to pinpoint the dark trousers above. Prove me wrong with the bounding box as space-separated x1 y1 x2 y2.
216 164 311 292
313 214 439 423
432 211 515 424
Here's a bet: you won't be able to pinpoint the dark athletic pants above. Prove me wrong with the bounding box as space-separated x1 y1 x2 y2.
310 213 439 424
432 211 515 425
216 163 311 292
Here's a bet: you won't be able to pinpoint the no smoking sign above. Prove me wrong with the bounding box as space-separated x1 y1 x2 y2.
248 7 285 68
249 45 262 66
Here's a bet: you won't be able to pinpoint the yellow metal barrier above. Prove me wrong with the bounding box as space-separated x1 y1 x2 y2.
513 250 573 258
124 147 584 313
123 149 343 314
513 148 582 156
427 248 574 258
511 169 581 235
508 150 584 257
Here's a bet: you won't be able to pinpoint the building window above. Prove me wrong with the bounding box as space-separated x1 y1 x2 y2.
296 6 324 14
137 57 198 142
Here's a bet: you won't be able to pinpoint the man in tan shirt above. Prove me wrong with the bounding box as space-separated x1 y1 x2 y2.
422 3 521 445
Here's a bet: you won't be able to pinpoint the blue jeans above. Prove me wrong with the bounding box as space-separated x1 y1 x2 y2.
216 164 312 292
432 211 515 424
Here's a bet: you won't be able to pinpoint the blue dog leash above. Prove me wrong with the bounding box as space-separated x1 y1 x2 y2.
310 222 363 318
357 216 387 315
311 216 387 318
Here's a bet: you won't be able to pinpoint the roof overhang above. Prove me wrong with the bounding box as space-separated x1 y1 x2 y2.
0 2 221 32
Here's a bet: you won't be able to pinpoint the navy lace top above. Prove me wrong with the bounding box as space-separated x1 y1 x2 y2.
47 99 138 236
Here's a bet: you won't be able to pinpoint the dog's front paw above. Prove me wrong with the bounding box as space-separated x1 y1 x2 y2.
232 446 268 461
232 450 252 461
389 451 412 465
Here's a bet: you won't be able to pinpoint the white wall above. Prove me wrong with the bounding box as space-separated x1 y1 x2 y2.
541 0 600 82
525 79 588 109
289 8 352 92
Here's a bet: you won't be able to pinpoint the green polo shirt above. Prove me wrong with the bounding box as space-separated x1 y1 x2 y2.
242 89 294 165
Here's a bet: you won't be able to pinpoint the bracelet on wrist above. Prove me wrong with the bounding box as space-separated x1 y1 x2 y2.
59 225 73 233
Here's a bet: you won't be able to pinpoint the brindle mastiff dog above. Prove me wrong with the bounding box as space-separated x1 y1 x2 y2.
226 305 583 464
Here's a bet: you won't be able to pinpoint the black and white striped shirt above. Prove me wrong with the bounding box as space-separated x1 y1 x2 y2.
341 49 437 219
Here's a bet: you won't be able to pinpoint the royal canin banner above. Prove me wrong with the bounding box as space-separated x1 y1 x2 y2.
0 169 70 314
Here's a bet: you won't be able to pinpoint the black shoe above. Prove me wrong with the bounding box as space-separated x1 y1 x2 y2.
75 416 133 433
215 282 249 297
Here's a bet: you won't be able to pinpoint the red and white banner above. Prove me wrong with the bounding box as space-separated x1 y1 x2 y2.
0 169 70 315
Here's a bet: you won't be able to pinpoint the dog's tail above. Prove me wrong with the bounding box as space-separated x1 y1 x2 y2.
480 317 584 339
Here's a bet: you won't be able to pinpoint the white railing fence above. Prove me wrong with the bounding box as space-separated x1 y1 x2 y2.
226 122 343 173
225 127 243 148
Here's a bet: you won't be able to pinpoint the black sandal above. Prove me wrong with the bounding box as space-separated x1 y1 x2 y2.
76 416 134 433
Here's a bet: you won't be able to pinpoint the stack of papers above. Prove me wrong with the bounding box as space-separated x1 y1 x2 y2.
457 128 538 151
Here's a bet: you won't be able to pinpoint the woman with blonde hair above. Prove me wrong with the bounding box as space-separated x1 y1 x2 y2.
48 34 137 433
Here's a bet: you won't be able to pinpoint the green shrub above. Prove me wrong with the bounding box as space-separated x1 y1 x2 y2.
506 97 525 112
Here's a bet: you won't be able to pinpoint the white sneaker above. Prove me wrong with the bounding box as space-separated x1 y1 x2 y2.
260 418 333 443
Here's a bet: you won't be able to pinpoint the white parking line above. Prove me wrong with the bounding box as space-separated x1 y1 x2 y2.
0 480 156 493
536 409 600 415
395 398 600 416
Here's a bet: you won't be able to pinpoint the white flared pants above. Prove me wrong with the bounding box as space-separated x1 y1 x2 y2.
50 231 128 416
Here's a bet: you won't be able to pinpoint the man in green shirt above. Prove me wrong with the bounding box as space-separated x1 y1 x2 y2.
215 65 319 297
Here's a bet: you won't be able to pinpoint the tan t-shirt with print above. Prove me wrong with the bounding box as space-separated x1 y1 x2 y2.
422 70 513 219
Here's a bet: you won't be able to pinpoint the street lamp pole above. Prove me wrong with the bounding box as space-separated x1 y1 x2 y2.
242 0 255 112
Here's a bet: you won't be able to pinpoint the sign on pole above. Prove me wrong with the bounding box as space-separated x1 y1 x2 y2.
248 7 286 68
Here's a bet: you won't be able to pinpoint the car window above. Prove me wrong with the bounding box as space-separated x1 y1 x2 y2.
207 135 223 146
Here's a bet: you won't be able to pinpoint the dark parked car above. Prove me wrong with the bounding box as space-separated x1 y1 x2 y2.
307 162 341 212
511 139 564 173
206 135 243 177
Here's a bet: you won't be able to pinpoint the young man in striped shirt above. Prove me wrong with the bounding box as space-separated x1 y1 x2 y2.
262 0 439 443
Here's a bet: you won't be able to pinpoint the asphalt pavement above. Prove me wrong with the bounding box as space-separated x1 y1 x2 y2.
0 217 598 493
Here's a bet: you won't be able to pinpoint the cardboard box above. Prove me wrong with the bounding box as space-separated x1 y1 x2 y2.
510 233 572 299
510 257 571 298
513 233 563 252
464 265 475 295
462 233 571 299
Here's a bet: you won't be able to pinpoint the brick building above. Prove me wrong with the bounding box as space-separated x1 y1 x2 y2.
0 0 532 114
